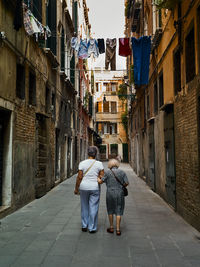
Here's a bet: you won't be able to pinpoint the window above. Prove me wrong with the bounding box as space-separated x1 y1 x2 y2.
96 83 100 92
154 81 158 114
60 28 65 71
103 83 108 91
185 26 195 83
174 47 181 95
96 101 102 112
159 72 164 108
104 123 109 134
16 64 25 99
111 102 117 113
99 145 106 154
46 0 57 55
89 95 93 116
52 92 56 119
158 9 162 28
32 0 42 22
111 83 117 92
147 94 150 119
70 54 75 85
97 122 103 134
45 86 51 113
197 7 200 72
110 144 118 155
29 70 36 105
110 123 117 134
103 101 109 113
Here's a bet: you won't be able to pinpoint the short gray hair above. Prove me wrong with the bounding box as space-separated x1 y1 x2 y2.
108 159 120 169
88 146 97 158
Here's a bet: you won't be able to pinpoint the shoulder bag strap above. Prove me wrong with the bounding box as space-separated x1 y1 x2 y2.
111 169 124 187
83 160 96 178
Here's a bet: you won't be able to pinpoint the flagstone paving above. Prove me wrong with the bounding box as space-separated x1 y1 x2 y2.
0 163 200 267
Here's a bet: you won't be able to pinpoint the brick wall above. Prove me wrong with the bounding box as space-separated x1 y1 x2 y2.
13 104 36 208
15 104 36 143
174 77 200 231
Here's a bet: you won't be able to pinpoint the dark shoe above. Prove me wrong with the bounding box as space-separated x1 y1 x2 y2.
107 227 114 234
82 228 87 232
116 230 121 236
89 230 96 233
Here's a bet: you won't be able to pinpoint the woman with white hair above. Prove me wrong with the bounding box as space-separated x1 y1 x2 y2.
98 159 129 236
74 146 104 233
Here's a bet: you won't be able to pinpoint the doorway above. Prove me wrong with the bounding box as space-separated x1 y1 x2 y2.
36 114 47 198
0 108 12 207
164 105 176 209
149 120 156 191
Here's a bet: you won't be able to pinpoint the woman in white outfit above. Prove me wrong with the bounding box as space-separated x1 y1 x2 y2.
74 146 104 233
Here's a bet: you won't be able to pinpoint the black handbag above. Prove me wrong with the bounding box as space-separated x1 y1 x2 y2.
111 169 128 197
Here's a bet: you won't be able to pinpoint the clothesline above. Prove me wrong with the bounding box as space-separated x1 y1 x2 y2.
61 68 127 72
71 36 151 86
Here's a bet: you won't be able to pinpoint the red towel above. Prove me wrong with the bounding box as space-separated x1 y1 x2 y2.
119 38 131 57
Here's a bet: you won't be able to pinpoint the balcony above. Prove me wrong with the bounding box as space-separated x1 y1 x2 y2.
151 28 163 52
131 1 142 33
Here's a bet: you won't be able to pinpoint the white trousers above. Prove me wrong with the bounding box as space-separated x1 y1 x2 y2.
79 190 100 231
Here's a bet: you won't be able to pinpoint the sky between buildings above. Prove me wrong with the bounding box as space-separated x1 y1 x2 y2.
86 0 126 71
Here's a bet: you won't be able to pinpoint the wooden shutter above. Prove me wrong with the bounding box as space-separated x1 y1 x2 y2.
111 102 117 113
103 102 109 112
98 101 103 112
46 0 57 55
32 0 42 22
61 28 65 71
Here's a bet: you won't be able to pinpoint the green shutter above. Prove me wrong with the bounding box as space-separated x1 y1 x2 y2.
70 55 75 86
46 0 57 55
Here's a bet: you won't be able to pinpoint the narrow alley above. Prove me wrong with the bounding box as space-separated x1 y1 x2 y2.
0 163 200 267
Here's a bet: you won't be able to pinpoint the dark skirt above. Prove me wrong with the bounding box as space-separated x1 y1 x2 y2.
106 188 125 216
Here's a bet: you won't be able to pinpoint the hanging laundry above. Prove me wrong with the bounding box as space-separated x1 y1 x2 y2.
45 26 51 39
105 38 116 71
35 19 44 34
14 0 23 31
71 37 80 52
78 39 88 59
119 38 131 57
97 38 105 54
87 39 99 58
131 36 151 86
23 4 35 35
30 15 41 33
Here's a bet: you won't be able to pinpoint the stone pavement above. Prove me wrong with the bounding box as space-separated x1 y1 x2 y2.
0 163 200 267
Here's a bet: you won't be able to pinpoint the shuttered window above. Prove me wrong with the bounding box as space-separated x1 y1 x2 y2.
111 102 117 113
16 64 25 99
61 28 65 71
32 0 42 22
154 81 158 114
97 102 102 112
46 0 57 55
29 70 36 106
174 47 181 95
70 55 75 85
103 101 109 113
73 1 78 32
159 72 164 108
185 26 195 84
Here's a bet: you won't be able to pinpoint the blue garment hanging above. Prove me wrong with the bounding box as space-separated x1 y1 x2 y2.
132 36 151 86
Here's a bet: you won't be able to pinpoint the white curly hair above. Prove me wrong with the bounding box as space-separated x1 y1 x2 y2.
108 159 120 169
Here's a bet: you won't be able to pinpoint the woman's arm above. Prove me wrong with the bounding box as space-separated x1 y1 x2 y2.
123 171 129 187
74 170 83 194
97 169 104 184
